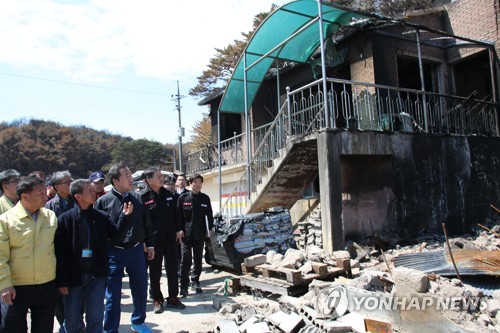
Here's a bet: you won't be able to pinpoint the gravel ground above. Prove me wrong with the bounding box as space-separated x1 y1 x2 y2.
46 263 245 333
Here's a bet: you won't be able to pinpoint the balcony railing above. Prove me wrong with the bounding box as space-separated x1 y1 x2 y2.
185 132 245 174
186 77 499 217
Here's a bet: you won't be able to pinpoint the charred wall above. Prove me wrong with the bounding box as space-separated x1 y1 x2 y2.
336 131 500 243
384 134 499 240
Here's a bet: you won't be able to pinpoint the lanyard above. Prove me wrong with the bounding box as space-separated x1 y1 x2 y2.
81 214 92 249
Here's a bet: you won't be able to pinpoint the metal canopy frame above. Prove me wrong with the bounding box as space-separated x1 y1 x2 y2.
216 0 499 206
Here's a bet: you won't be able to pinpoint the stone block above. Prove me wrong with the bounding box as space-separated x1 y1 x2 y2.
244 254 267 267
333 250 351 260
268 310 304 333
245 322 270 333
215 320 239 333
392 267 429 293
213 298 229 310
223 302 242 313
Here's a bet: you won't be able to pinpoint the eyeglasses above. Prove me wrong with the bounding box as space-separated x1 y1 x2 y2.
6 178 20 184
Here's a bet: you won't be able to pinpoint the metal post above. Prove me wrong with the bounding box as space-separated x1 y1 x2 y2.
217 109 222 212
173 81 185 172
233 132 238 161
286 86 292 135
243 54 252 199
416 29 429 132
317 0 330 128
488 48 499 136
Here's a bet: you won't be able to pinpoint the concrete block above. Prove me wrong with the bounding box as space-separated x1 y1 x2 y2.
215 319 239 333
237 307 258 322
485 299 500 317
333 250 351 260
244 254 267 267
392 267 429 293
223 302 242 313
266 250 278 263
246 322 270 333
298 261 313 274
268 310 304 333
213 298 229 310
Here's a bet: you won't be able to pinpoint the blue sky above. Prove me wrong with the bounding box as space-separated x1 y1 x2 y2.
0 0 284 144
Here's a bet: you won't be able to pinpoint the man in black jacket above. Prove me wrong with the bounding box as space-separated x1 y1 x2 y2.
55 179 132 333
95 162 155 333
177 174 214 297
140 167 185 313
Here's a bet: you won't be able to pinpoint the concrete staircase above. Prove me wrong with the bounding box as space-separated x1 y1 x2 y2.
247 134 319 213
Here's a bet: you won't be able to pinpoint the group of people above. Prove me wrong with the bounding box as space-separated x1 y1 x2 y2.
0 162 213 333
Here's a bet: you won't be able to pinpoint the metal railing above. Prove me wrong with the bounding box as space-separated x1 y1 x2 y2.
221 102 289 217
200 78 499 217
286 78 498 136
185 132 245 174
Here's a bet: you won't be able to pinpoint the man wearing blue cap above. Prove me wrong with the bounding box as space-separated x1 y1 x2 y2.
89 171 106 199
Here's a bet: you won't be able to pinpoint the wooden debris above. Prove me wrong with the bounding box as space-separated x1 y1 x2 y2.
364 318 392 333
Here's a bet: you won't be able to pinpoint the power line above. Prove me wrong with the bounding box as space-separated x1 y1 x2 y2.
0 72 171 96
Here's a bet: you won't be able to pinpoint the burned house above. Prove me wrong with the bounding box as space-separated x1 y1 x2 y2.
186 0 499 253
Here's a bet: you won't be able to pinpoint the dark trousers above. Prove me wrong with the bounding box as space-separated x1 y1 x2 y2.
0 280 56 333
104 244 147 333
55 294 65 333
176 243 182 277
148 241 179 302
180 238 205 290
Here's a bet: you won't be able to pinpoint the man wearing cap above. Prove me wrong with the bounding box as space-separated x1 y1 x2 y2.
0 169 20 215
89 171 106 199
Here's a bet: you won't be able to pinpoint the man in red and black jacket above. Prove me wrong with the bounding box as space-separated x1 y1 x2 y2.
177 174 213 297
140 167 185 313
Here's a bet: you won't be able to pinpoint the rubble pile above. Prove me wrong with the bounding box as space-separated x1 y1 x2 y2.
213 222 500 333
295 204 322 249
231 210 295 254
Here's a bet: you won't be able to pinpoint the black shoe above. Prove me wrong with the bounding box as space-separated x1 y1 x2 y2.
166 297 186 310
192 282 203 294
180 289 188 298
153 301 163 314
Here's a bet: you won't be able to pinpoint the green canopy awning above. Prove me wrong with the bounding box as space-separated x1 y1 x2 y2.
219 0 369 114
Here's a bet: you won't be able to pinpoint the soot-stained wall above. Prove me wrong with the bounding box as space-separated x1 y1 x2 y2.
337 132 500 243
386 134 499 240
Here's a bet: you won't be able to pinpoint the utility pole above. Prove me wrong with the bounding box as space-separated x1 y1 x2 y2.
172 81 185 172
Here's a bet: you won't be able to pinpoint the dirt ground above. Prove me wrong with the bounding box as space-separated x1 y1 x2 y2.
50 263 249 333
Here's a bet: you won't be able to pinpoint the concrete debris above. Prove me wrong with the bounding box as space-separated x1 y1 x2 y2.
236 307 258 322
392 267 430 293
296 204 323 249
244 254 267 268
214 319 240 333
216 220 499 333
238 315 266 333
268 310 304 333
245 322 270 333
